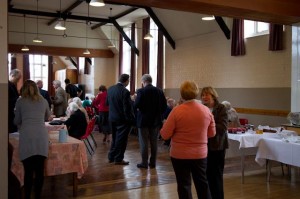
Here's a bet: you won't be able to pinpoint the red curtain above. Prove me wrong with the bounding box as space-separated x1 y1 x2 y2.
231 19 245 56
22 54 30 82
48 56 54 96
119 33 123 76
269 24 283 51
84 58 91 74
130 23 136 94
142 17 150 74
156 30 164 89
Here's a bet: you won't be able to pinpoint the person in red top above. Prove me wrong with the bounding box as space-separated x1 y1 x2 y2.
92 85 111 143
160 80 216 199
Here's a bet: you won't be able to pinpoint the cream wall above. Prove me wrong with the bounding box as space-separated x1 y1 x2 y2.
93 57 116 94
165 26 291 89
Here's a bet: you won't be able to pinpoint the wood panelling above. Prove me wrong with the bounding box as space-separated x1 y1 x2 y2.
108 0 300 25
8 44 114 58
235 107 289 117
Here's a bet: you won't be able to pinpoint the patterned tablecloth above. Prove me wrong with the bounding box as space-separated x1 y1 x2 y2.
9 131 88 186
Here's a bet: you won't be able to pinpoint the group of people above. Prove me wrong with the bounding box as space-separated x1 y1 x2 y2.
8 68 235 199
8 69 87 199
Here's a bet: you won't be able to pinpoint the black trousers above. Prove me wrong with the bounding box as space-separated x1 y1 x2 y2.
22 155 46 199
171 157 211 199
206 149 226 199
108 122 131 162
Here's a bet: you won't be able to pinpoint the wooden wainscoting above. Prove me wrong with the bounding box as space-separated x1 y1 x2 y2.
235 107 289 117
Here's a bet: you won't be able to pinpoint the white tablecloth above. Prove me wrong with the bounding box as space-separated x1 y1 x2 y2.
228 132 279 148
255 137 300 167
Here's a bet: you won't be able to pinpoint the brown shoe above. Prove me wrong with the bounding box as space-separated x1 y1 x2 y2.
114 160 129 165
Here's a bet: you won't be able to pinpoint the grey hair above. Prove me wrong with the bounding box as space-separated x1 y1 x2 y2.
72 97 83 107
141 74 152 83
52 80 61 87
10 69 21 77
221 101 232 110
68 102 79 112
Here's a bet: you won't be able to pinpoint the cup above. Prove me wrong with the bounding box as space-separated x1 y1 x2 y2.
256 129 263 134
59 129 68 143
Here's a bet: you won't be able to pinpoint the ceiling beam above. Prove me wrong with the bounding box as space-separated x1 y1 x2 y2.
106 0 300 25
8 7 109 23
91 7 138 30
145 7 175 49
47 0 84 26
214 16 230 40
111 18 139 55
8 44 114 58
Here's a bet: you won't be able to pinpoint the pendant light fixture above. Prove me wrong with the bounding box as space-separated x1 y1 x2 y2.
90 0 105 7
202 15 215 21
83 4 90 55
33 0 42 43
108 8 115 48
55 0 66 30
144 32 153 40
21 15 29 51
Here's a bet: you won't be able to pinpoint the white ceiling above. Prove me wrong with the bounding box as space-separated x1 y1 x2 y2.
8 0 230 49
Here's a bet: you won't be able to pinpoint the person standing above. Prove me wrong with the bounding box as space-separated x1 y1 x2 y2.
52 80 67 117
106 74 135 165
201 87 228 199
36 80 51 108
134 74 167 169
92 85 111 143
161 81 216 199
8 69 22 133
64 78 82 100
14 80 52 199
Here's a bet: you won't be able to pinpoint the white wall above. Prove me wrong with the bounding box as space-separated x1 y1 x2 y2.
165 25 291 89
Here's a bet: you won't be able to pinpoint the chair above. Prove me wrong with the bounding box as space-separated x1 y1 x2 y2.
81 117 97 156
239 118 249 126
85 106 95 119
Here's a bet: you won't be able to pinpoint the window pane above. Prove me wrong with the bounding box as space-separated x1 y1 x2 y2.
244 20 255 38
257 22 269 32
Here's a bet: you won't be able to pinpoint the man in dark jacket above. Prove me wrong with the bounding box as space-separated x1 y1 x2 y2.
134 74 167 169
106 74 135 165
65 78 82 100
36 80 51 108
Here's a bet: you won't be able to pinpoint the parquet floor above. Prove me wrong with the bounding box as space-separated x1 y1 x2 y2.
41 131 300 199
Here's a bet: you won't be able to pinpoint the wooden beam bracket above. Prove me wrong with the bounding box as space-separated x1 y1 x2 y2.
214 16 231 40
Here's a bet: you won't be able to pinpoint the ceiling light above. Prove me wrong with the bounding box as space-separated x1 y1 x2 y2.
21 15 29 51
33 36 43 43
21 45 29 51
108 44 115 48
55 20 66 30
90 0 105 7
83 49 90 55
33 0 42 43
202 16 215 21
144 33 153 40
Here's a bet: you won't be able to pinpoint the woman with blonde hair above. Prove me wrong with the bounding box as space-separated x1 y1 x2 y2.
201 86 228 199
161 81 216 199
14 80 52 199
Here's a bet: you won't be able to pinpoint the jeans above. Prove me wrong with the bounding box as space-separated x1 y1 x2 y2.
171 157 211 199
138 127 159 166
108 122 131 162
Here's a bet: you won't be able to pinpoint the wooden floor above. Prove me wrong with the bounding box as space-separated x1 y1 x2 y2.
41 131 300 199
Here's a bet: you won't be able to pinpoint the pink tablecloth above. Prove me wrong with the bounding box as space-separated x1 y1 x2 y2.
9 132 88 186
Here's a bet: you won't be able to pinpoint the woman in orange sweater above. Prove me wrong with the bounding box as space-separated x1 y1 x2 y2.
160 81 216 199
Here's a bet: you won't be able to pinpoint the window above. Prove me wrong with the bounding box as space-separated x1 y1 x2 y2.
149 18 158 86
29 54 48 90
122 25 132 90
244 20 269 38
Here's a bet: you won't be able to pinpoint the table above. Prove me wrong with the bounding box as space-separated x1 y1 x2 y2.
45 121 65 132
255 137 300 182
9 131 88 196
281 123 300 135
227 132 279 183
